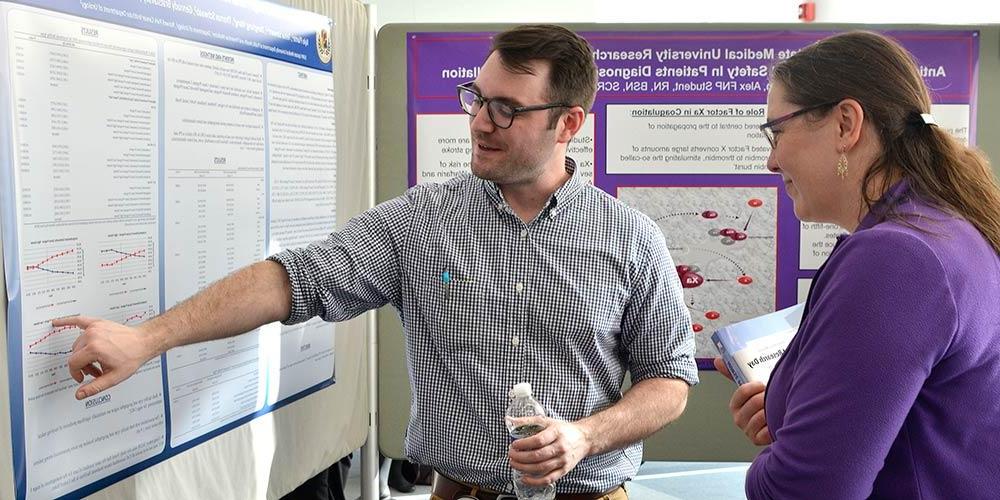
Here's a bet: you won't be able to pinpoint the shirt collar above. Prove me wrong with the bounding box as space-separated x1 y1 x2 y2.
481 157 585 217
548 157 585 217
857 178 911 231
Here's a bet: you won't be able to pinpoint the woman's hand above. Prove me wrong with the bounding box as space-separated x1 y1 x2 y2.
714 357 773 446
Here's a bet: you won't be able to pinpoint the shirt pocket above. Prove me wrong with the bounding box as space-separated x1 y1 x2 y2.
427 268 490 355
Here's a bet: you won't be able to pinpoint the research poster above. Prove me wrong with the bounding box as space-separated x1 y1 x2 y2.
0 1 337 498
407 30 978 366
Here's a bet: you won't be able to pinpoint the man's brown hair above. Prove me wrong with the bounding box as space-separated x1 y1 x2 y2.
491 24 597 127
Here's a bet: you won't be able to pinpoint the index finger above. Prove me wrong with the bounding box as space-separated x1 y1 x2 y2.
52 315 97 329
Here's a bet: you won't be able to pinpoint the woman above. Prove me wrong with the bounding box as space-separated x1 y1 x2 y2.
716 31 1000 499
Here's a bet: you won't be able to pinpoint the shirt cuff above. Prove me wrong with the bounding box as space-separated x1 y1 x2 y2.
267 251 314 325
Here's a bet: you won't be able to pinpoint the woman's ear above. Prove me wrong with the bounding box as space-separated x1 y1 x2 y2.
835 98 865 150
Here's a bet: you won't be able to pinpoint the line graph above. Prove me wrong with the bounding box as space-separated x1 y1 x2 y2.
26 325 79 355
98 234 154 284
23 303 157 390
22 319 82 395
22 239 84 296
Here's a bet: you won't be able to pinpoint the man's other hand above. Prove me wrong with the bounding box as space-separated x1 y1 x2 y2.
508 417 590 486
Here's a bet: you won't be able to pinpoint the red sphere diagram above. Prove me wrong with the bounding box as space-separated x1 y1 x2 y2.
618 185 779 359
657 196 770 335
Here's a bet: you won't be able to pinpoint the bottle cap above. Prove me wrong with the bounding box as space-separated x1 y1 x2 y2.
510 382 532 398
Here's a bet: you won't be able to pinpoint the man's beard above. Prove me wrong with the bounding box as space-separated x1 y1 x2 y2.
470 135 551 185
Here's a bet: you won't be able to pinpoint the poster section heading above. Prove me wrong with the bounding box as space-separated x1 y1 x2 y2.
607 104 768 174
412 32 975 104
9 0 333 70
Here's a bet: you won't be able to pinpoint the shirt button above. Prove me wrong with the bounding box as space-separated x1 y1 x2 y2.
519 229 528 239
511 336 520 347
496 203 504 210
515 282 524 293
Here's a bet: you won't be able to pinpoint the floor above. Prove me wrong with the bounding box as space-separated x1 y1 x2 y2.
343 460 749 500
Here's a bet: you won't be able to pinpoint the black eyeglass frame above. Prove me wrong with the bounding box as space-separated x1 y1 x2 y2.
456 81 573 129
758 101 840 149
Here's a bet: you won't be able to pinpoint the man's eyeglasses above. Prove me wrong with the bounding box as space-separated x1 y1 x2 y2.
457 81 572 129
759 101 839 149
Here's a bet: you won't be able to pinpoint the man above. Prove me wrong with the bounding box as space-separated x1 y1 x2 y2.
57 24 697 499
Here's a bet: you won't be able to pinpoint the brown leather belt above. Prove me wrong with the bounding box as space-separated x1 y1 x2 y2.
431 471 623 500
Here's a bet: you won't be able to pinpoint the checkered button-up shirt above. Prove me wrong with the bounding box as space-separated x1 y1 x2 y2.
269 158 698 493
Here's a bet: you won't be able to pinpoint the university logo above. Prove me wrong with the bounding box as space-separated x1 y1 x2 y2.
317 27 332 64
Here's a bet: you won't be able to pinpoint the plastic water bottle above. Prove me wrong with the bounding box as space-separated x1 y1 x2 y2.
505 383 556 500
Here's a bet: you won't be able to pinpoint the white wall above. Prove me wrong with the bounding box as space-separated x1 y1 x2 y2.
365 0 1000 29
817 0 1000 24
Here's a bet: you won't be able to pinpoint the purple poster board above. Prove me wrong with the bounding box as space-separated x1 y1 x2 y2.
406 30 979 369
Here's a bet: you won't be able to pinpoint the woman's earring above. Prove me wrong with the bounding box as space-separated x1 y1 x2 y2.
836 153 849 179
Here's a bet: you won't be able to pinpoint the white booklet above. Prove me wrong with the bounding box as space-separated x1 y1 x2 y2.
711 303 805 385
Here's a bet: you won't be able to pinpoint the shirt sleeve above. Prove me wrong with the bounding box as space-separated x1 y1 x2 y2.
745 229 958 499
620 216 699 386
267 194 411 325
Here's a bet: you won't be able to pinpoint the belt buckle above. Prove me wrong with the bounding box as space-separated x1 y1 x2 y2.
496 495 517 500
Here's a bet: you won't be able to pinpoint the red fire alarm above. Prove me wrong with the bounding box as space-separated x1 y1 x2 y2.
798 2 816 22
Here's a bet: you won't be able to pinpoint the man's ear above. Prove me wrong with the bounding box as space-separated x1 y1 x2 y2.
835 98 865 149
557 106 586 143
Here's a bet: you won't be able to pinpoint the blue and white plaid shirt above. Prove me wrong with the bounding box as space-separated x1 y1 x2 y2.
270 158 698 493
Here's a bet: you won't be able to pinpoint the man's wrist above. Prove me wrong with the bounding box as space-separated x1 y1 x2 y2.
574 419 598 457
137 320 170 359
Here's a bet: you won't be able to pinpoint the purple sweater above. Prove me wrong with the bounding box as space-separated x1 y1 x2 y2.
747 181 1000 499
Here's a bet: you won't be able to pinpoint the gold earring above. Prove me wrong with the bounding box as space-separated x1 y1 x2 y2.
836 153 849 179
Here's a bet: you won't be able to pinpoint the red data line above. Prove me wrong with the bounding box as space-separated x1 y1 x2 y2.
26 325 78 350
100 249 145 268
25 248 75 271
